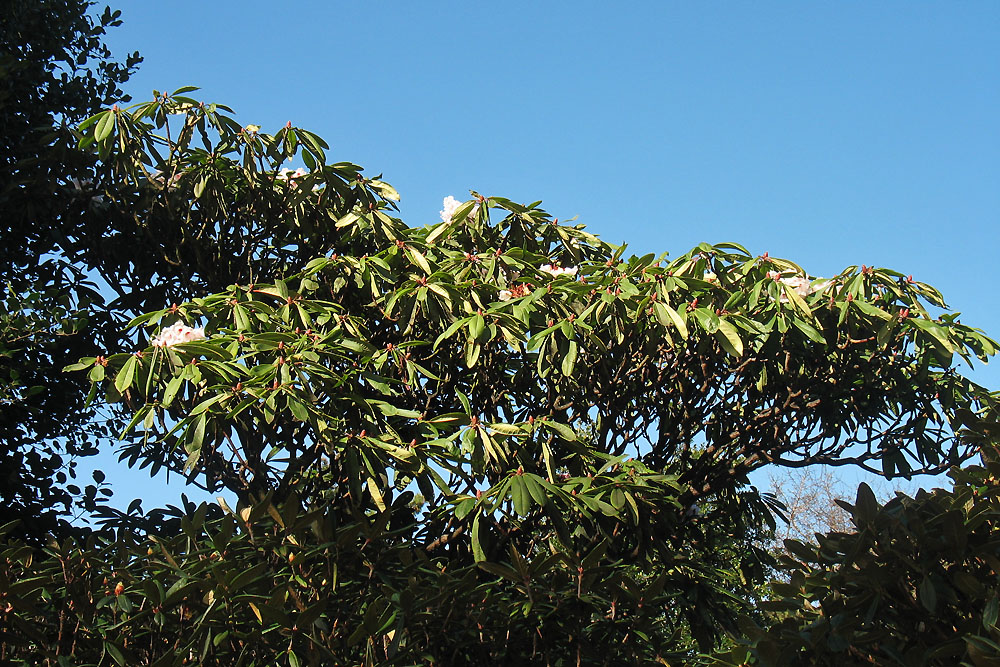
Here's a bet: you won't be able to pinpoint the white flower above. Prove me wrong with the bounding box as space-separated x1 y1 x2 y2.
812 279 833 293
498 289 514 302
770 273 830 302
276 167 308 181
275 167 310 190
151 322 206 347
540 264 578 279
780 275 813 297
440 196 463 223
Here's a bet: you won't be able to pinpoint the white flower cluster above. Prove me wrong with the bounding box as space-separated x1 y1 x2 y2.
151 322 206 347
276 167 309 181
439 196 480 223
440 196 463 223
497 284 532 302
540 264 578 279
767 272 831 300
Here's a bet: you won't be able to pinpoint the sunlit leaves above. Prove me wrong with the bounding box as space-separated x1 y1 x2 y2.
39 89 1000 665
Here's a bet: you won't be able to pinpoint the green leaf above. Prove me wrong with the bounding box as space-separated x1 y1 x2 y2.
193 175 208 199
653 302 688 339
187 413 207 455
478 562 521 582
369 179 399 201
190 394 223 416
63 359 94 372
335 212 359 228
406 246 432 274
373 440 416 462
542 419 577 442
468 314 485 342
287 396 309 422
781 282 815 320
692 307 720 333
510 476 530 516
433 315 471 351
715 319 744 357
522 474 549 507
465 341 481 368
233 304 251 331
115 356 138 393
162 376 184 407
561 340 579 376
471 514 485 562
103 641 127 666
854 483 878 525
909 318 956 353
425 219 456 244
792 317 827 344
984 595 999 630
94 110 115 142
488 422 527 437
852 299 892 321
610 487 626 511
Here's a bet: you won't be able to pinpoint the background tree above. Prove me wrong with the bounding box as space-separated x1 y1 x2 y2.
716 442 1000 666
1 92 997 664
765 466 919 547
0 0 139 540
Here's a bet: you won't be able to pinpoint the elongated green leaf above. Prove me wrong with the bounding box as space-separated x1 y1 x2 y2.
63 359 93 372
434 315 472 351
653 302 689 339
471 514 485 562
488 422 527 437
94 111 116 142
465 341 481 368
909 318 956 353
478 562 521 582
115 356 138 393
425 219 457 245
510 476 530 516
715 319 744 357
792 317 827 344
406 246 432 274
542 419 578 441
468 314 485 342
852 299 892 321
781 282 815 320
984 595 999 630
561 340 579 376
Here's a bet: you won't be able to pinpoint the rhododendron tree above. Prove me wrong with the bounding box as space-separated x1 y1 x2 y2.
3 88 999 666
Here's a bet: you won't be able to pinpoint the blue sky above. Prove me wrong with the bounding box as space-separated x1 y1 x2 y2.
91 1 999 509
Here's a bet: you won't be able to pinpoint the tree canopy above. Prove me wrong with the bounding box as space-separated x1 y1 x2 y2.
1 85 998 664
2 6 1000 665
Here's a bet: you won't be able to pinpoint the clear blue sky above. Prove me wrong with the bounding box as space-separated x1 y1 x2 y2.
90 1 999 510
